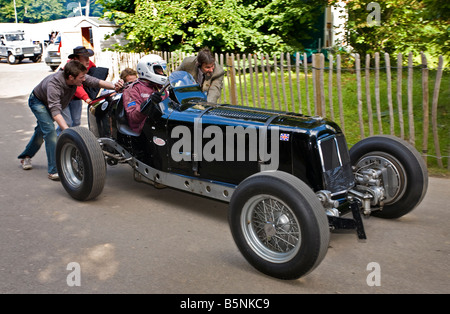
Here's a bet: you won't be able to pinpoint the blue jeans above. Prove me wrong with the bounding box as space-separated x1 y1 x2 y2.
56 98 82 135
18 93 58 174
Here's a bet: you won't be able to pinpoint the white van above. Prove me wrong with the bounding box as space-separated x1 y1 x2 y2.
44 32 61 71
0 30 43 64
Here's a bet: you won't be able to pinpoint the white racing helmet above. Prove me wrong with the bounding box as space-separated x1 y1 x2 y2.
136 54 167 85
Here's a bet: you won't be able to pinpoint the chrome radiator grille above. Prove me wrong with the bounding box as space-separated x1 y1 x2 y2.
22 47 35 54
48 51 60 57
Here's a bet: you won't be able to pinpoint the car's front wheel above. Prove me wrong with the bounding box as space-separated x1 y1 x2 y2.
56 127 106 201
228 171 330 280
350 135 428 218
7 53 18 64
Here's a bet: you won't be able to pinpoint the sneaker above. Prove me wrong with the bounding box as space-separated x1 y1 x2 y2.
21 157 32 170
48 173 60 181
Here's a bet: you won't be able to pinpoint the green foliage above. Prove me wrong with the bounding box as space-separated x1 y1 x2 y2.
97 0 135 13
0 0 104 23
1 0 446 61
339 0 449 59
98 0 448 58
0 0 64 22
254 0 328 50
98 0 328 54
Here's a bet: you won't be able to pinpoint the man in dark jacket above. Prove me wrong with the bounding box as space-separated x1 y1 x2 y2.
176 47 225 103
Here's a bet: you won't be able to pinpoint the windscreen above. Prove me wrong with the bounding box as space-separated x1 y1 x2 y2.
169 71 197 88
6 34 25 41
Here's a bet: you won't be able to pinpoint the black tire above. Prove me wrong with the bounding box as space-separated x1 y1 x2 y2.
31 55 41 63
7 53 17 64
50 66 58 71
350 135 428 219
228 171 330 280
56 127 106 201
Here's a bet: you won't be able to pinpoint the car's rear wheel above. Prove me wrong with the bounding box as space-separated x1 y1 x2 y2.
228 171 329 280
350 135 428 218
56 127 106 201
31 55 41 63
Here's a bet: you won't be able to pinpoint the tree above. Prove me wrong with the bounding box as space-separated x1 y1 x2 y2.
338 0 449 58
98 0 328 54
65 0 104 17
0 0 104 23
250 0 328 51
0 0 64 22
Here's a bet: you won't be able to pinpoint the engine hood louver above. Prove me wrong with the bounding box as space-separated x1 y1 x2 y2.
197 104 335 131
206 108 272 121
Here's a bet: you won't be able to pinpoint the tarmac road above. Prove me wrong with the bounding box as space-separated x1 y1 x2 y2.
0 60 449 295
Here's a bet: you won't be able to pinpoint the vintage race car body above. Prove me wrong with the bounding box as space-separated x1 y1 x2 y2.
56 71 428 280
109 72 353 200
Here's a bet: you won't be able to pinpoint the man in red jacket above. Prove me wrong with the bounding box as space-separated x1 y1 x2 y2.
122 54 168 134
57 46 97 135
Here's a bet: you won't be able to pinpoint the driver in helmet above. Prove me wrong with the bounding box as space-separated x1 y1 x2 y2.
122 54 168 134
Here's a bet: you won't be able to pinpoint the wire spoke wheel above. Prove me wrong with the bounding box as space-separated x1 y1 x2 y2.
229 171 329 280
242 195 301 263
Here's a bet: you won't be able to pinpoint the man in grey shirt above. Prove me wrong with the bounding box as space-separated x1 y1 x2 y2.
18 60 123 180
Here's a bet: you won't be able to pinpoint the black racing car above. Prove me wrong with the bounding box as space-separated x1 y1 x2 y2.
56 71 428 280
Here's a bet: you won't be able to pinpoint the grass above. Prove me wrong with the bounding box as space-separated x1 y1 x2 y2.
223 67 450 176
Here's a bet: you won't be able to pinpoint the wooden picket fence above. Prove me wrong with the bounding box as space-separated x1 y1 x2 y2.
94 50 448 169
